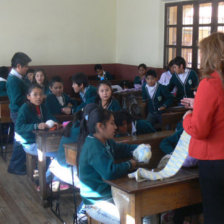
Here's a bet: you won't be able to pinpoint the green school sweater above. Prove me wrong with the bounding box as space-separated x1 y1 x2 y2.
7 75 28 112
45 93 77 115
79 135 137 205
142 83 173 113
0 81 7 96
56 123 80 167
135 120 156 135
98 98 121 112
15 102 56 145
167 69 199 101
76 85 98 112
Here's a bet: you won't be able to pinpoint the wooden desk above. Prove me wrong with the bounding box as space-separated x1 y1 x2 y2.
54 114 73 123
64 143 77 166
161 111 185 130
105 168 201 224
0 100 11 123
116 130 173 168
34 129 64 206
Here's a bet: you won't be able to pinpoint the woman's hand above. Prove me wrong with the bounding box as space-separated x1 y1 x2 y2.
129 159 138 169
181 98 194 109
61 107 72 115
183 110 192 119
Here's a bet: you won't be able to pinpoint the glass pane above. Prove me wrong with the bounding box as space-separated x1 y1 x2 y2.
167 27 177 45
218 2 224 23
197 49 201 69
182 27 193 46
218 26 224 33
199 3 212 24
167 47 176 64
181 48 192 68
183 5 193 25
198 26 211 42
167 6 177 25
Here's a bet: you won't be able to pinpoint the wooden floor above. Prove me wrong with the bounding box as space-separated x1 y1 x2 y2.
0 145 78 224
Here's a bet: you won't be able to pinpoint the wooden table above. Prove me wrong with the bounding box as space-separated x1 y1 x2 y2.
105 168 201 224
34 129 64 206
54 114 74 123
64 143 77 166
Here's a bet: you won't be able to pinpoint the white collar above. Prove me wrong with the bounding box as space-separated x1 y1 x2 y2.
10 68 22 79
0 77 7 82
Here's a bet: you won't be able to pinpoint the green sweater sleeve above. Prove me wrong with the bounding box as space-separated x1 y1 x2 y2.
161 85 173 107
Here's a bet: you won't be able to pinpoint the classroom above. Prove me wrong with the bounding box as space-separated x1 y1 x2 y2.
1 0 224 224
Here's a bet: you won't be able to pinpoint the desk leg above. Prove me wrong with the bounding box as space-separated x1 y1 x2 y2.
37 149 48 207
112 187 142 224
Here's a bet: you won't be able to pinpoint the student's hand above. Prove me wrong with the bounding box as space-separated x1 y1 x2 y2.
61 107 72 115
183 110 192 119
158 106 166 111
181 98 194 109
54 122 62 130
129 159 138 169
38 123 48 130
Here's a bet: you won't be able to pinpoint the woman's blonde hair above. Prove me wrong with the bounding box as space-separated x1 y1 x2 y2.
199 32 224 80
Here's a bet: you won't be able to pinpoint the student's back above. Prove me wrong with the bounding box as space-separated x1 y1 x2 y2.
0 66 9 96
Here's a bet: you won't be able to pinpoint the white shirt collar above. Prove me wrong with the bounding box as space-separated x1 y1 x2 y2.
10 68 22 79
0 77 7 82
146 82 158 98
178 69 189 83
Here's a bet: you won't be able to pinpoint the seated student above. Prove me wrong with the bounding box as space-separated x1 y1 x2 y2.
78 107 139 224
159 59 175 86
0 66 9 96
72 72 97 112
96 80 121 112
24 68 34 86
114 110 156 137
94 64 113 81
46 76 77 115
142 69 173 128
15 84 59 156
33 68 50 95
134 63 147 88
167 56 199 103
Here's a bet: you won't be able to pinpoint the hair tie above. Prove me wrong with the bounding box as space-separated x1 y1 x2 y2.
85 115 88 121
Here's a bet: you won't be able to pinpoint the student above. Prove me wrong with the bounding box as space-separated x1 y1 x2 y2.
24 68 34 86
7 52 32 123
78 107 138 224
7 52 32 175
96 80 121 112
15 84 59 156
0 66 9 96
167 56 199 103
72 72 98 112
142 69 173 127
134 63 147 88
45 76 77 115
94 64 113 81
33 68 50 95
159 59 175 86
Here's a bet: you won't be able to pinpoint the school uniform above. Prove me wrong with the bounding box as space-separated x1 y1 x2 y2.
45 93 77 115
99 98 121 112
167 69 199 102
96 71 113 81
43 84 50 95
134 75 146 85
15 102 56 155
134 120 156 135
6 69 28 117
75 85 97 112
79 135 137 205
0 77 7 96
48 122 80 186
142 82 173 125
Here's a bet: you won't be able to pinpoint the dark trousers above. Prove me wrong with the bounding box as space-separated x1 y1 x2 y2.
198 160 224 224
8 112 26 172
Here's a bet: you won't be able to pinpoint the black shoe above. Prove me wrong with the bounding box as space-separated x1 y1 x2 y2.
7 167 26 175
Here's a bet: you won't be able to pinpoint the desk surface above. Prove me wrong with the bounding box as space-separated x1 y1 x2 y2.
33 128 64 137
105 168 199 194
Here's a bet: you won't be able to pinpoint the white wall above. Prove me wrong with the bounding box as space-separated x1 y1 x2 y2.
115 0 165 67
0 0 116 66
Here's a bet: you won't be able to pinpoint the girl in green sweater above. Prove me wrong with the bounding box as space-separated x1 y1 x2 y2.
78 107 138 224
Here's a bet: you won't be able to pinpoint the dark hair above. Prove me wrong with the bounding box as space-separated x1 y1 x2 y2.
113 110 132 127
96 80 113 108
138 63 147 70
94 64 103 71
145 69 157 78
27 83 43 95
49 76 63 87
33 68 48 86
26 68 34 75
166 59 174 71
11 52 32 68
0 66 9 79
72 72 88 88
77 108 112 165
173 56 186 69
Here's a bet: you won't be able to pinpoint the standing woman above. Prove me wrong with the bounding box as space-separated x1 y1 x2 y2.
183 32 224 224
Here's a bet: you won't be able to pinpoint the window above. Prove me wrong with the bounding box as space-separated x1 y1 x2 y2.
164 0 224 70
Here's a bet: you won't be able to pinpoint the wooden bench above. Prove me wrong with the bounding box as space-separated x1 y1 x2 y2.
161 111 185 130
